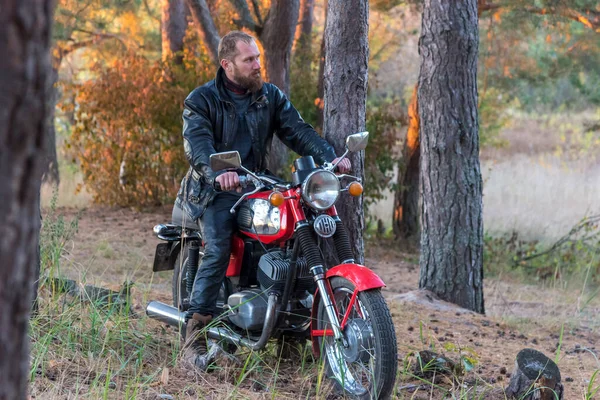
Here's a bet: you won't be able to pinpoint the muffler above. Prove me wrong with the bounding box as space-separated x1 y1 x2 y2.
146 301 186 327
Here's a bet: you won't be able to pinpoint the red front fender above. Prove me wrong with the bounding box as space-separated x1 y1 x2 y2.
310 263 385 356
325 263 386 290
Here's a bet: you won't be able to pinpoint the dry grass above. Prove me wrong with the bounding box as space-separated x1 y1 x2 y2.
481 110 600 241
482 155 600 241
367 110 600 243
41 171 92 209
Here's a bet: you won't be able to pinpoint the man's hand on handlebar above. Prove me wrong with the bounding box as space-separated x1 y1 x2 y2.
333 157 351 174
215 171 240 191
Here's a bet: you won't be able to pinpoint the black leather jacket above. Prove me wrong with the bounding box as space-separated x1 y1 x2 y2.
176 68 337 221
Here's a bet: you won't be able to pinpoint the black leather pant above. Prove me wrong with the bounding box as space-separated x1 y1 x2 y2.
186 193 238 318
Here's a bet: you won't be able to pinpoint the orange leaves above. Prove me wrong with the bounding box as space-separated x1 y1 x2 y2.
65 52 215 207
577 16 593 30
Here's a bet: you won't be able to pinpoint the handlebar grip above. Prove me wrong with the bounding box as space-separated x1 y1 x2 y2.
213 175 247 191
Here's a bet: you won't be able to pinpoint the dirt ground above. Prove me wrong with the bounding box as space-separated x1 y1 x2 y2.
38 205 600 399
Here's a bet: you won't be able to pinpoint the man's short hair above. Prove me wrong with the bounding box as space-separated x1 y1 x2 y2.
218 31 256 62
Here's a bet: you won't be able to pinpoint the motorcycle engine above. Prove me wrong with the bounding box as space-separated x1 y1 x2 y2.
257 250 314 293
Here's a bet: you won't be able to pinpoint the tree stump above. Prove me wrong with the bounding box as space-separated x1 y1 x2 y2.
506 349 563 400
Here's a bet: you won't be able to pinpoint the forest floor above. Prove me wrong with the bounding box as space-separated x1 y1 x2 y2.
30 204 600 399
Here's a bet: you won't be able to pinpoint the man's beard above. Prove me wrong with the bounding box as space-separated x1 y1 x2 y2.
232 64 263 93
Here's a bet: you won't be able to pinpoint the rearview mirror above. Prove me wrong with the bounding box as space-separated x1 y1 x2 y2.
210 151 241 171
346 131 369 152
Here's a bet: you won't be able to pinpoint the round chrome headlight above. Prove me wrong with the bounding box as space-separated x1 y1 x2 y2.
301 170 341 210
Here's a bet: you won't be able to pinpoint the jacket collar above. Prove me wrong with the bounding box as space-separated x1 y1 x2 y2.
215 67 268 104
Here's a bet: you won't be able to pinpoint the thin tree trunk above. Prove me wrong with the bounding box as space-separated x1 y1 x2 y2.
323 0 369 264
295 0 315 58
186 0 220 66
0 1 54 399
418 0 484 313
260 0 300 175
393 84 419 242
162 0 188 64
43 67 60 186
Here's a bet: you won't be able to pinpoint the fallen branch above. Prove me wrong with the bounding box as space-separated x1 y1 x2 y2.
45 277 134 311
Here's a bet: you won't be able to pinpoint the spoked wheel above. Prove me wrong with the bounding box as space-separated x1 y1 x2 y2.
316 277 397 399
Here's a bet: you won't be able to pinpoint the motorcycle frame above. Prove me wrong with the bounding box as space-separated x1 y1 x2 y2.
222 187 386 354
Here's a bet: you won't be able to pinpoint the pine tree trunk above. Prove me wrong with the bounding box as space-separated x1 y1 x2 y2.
393 84 419 242
260 0 300 175
418 0 484 313
162 0 187 64
323 0 369 264
0 1 54 398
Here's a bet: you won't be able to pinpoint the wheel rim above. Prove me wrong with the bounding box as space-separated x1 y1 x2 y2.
320 286 377 396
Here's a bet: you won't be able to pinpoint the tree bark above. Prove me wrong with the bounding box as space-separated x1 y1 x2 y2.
323 0 369 264
418 0 484 313
162 0 188 64
0 1 54 399
186 0 220 66
260 0 300 175
393 84 420 242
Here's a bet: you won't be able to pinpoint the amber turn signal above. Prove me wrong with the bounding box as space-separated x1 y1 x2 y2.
348 182 363 197
269 191 285 207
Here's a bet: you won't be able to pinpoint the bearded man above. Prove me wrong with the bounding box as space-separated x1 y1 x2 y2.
174 31 350 369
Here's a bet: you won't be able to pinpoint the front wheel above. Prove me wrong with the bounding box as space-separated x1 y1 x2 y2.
316 277 398 399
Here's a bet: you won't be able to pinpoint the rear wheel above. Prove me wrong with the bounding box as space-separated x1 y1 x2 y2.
316 277 398 399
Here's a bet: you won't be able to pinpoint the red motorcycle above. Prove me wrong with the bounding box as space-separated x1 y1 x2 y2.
147 132 398 399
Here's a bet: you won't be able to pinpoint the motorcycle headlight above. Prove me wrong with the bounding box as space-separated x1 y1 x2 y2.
301 170 341 210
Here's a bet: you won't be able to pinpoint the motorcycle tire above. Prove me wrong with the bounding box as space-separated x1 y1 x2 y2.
316 277 398 400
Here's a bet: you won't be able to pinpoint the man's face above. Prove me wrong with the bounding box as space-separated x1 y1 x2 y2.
227 40 263 92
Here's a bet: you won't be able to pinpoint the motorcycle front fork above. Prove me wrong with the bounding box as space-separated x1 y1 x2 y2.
311 265 349 348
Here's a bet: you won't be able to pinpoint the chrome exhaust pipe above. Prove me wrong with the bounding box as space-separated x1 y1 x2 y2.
146 301 186 327
207 293 279 351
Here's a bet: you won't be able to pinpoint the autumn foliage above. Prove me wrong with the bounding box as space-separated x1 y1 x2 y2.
66 52 214 207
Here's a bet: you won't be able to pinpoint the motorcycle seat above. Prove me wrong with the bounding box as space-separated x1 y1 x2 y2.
171 203 201 231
